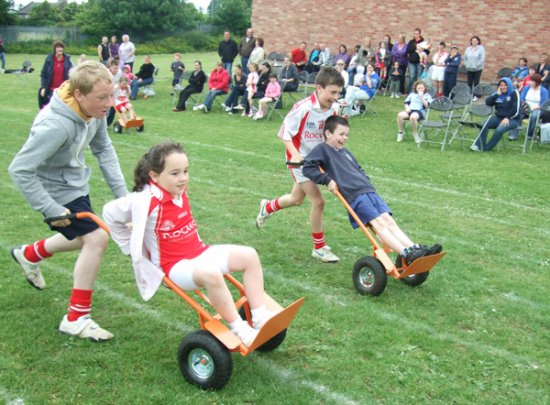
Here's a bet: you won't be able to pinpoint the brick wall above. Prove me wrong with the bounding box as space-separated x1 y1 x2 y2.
251 0 548 81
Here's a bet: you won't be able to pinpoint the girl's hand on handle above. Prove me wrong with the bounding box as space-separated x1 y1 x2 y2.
50 208 72 227
327 180 338 194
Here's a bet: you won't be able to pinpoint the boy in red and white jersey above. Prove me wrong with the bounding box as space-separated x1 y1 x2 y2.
256 67 345 262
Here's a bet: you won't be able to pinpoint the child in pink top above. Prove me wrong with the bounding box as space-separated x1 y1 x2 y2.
254 73 282 120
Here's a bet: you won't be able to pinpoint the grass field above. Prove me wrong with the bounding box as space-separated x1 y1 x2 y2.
1 53 549 404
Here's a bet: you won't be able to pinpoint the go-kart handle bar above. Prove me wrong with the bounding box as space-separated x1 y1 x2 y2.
44 212 110 234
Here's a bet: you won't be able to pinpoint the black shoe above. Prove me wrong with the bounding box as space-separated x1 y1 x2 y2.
404 246 428 265
418 244 443 256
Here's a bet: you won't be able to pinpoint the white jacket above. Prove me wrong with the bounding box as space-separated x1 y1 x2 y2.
103 185 165 301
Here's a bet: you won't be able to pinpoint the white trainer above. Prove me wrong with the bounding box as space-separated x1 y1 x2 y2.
312 245 340 263
11 245 46 290
59 315 114 341
396 132 404 142
255 199 272 229
233 323 258 347
413 133 421 144
193 104 202 111
470 144 480 152
252 310 276 330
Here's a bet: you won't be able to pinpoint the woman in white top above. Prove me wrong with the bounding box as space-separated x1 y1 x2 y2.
248 37 266 68
510 73 549 140
430 41 449 97
118 34 136 71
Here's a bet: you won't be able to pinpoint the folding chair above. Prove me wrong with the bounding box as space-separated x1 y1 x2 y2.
441 84 472 131
493 67 513 84
265 94 285 121
266 51 278 65
359 88 379 117
472 83 496 99
141 68 159 97
172 71 191 106
449 103 493 148
518 100 550 153
417 96 454 150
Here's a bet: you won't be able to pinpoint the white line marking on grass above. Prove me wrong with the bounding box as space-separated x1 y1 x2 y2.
0 385 24 405
0 245 362 404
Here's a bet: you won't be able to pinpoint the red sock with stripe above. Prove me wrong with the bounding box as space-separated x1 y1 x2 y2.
67 289 92 322
312 231 326 250
265 198 282 214
23 240 53 263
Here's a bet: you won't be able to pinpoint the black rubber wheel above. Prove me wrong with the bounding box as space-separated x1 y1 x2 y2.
352 256 387 296
395 255 430 287
136 124 144 132
400 271 430 287
113 122 122 133
177 330 232 390
238 307 287 352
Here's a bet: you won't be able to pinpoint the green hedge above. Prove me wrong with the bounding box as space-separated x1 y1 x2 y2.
7 32 219 55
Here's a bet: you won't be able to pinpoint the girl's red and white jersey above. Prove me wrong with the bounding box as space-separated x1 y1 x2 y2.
144 183 208 275
277 91 337 161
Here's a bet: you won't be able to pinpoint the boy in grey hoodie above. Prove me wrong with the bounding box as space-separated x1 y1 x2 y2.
9 60 128 341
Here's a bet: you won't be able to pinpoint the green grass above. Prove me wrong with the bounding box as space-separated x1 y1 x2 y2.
1 53 549 404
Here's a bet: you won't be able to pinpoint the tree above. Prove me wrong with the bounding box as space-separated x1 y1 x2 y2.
211 0 251 36
0 0 16 26
75 0 200 40
26 1 62 26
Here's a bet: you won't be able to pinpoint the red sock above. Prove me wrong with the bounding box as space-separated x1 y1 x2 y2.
312 231 326 250
67 289 92 321
265 198 282 214
24 240 52 263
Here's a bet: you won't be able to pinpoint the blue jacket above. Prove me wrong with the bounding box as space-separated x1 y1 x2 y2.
520 85 549 106
359 72 380 98
486 77 520 121
444 54 461 74
40 52 72 90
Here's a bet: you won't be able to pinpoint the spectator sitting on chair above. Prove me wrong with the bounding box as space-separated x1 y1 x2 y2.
225 64 247 113
508 73 548 141
342 63 379 117
518 66 536 92
129 55 155 100
335 59 349 93
39 40 72 109
218 31 239 79
239 28 255 75
279 57 299 92
306 43 322 73
254 73 282 120
347 45 361 86
243 62 271 117
470 77 520 151
334 44 351 69
173 60 207 112
396 80 433 143
194 61 230 113
318 43 333 67
291 42 308 72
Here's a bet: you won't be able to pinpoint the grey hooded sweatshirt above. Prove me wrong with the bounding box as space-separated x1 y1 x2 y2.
9 82 128 218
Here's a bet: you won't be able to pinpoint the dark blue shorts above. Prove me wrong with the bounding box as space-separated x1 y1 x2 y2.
349 192 392 229
46 195 99 240
408 110 425 120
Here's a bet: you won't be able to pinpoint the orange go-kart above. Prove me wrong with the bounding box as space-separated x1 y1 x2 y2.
45 212 304 390
287 162 445 296
112 110 144 134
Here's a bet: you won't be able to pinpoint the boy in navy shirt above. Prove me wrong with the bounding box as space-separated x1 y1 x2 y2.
303 116 441 265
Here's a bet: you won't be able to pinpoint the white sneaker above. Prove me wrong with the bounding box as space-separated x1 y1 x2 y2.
232 323 258 347
193 104 202 111
396 132 404 142
59 315 114 341
225 106 232 112
234 105 244 110
252 310 276 330
312 245 340 263
470 144 480 152
255 199 272 229
11 245 46 290
413 133 421 144
220 103 226 108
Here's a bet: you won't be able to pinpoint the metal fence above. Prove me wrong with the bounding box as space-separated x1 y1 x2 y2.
0 26 86 43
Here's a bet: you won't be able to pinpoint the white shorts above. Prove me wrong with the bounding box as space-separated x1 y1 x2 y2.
168 245 231 290
290 167 311 183
431 66 445 81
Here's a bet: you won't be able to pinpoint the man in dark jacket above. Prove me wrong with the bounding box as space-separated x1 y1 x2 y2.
218 31 239 80
238 28 255 75
406 28 428 92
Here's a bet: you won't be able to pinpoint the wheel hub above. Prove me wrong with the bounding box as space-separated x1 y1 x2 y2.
189 348 214 379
